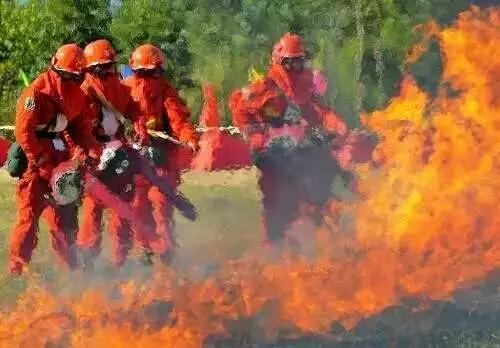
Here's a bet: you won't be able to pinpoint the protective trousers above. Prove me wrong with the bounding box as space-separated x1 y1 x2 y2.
9 169 78 274
258 146 342 243
77 195 136 266
133 145 181 263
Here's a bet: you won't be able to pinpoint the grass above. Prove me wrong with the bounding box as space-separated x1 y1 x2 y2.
0 168 262 305
0 169 499 347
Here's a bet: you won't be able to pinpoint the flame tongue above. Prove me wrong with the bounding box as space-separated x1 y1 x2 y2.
1 6 500 347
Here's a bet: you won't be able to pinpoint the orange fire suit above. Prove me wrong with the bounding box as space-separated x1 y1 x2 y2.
76 73 142 266
230 64 348 243
123 75 197 261
9 69 99 274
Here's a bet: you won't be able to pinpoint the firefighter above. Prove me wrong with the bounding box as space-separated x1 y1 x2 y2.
229 33 348 245
76 39 140 267
9 44 100 275
123 44 197 263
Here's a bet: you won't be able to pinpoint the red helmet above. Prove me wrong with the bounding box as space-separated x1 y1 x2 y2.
84 39 117 68
51 44 85 74
129 44 165 70
271 33 305 64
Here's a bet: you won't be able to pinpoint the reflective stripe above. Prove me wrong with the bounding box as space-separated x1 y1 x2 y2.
36 113 68 132
101 106 120 136
53 114 68 132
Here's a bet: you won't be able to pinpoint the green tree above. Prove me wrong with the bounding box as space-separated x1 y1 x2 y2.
182 0 263 122
0 0 113 123
0 0 474 127
45 0 113 46
0 1 59 121
110 0 192 86
180 0 418 126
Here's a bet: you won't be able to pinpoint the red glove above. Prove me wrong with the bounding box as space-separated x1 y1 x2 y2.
88 145 102 162
71 146 86 163
134 117 150 146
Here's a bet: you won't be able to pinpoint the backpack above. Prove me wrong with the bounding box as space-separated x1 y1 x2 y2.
6 142 28 178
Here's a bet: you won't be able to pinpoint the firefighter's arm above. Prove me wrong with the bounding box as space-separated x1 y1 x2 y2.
15 93 44 165
67 107 101 160
61 130 80 159
131 115 149 146
314 103 348 135
120 83 138 122
229 89 266 151
163 85 197 146
124 96 137 123
122 90 149 146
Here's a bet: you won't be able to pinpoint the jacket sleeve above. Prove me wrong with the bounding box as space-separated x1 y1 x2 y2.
133 115 148 146
118 83 137 122
14 91 43 164
163 85 197 144
62 130 79 158
120 93 148 146
122 87 148 145
66 105 101 158
314 102 348 135
229 87 267 151
119 79 144 144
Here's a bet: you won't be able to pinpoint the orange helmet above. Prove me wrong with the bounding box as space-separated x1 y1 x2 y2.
51 44 85 74
130 44 165 70
272 33 305 64
84 39 117 68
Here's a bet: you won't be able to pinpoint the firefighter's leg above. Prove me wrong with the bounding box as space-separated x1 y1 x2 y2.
146 147 183 263
130 175 157 265
304 148 346 224
107 211 133 267
8 173 46 274
148 185 175 264
77 195 104 265
42 203 79 270
259 167 299 243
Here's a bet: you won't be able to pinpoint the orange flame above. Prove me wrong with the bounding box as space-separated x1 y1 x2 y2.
406 21 441 64
1 6 499 347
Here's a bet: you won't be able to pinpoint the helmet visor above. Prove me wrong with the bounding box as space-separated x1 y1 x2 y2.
133 66 164 79
86 62 117 77
53 68 83 83
281 56 306 72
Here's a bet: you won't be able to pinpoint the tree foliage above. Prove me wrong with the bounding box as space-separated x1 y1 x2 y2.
0 0 112 122
110 0 191 84
0 0 477 125
1 1 58 120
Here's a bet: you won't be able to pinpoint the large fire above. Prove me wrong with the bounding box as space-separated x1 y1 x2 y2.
1 6 499 347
